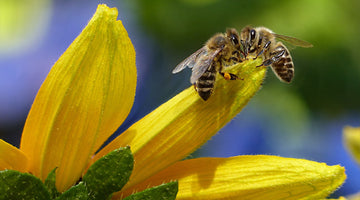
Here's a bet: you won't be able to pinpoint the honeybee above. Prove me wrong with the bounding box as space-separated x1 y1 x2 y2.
172 28 244 101
240 26 313 83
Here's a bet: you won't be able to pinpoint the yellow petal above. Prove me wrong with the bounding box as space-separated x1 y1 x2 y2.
0 139 28 172
20 4 136 191
118 155 346 200
93 58 266 190
343 126 360 165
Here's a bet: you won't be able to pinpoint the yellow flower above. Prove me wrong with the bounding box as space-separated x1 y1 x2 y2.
1 4 136 192
0 4 345 199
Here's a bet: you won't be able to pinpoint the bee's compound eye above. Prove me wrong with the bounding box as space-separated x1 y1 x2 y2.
231 34 239 45
250 30 256 40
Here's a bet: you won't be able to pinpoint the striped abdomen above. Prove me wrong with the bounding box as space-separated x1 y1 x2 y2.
270 44 294 83
195 63 216 101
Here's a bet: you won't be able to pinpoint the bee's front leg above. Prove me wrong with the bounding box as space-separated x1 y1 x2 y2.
253 40 271 60
257 48 285 68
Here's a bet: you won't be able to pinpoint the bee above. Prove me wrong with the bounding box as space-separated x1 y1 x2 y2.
240 26 313 83
172 28 244 101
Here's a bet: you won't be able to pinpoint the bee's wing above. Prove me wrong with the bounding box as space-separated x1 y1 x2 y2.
190 48 222 84
274 33 313 48
172 47 207 74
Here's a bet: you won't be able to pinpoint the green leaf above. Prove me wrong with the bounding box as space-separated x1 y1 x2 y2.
0 170 50 200
55 182 88 200
123 181 178 200
83 146 134 199
44 167 60 199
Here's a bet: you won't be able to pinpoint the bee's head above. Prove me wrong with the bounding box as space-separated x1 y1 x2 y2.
240 26 256 56
240 26 252 41
208 34 227 50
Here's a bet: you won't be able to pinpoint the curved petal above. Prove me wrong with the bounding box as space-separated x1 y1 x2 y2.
0 139 28 172
118 155 346 200
93 58 266 190
20 4 136 191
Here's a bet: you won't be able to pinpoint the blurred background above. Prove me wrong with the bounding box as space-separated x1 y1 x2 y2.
1 0 360 197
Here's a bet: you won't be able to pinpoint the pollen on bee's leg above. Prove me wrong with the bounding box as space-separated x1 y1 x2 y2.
224 72 232 80
220 72 238 80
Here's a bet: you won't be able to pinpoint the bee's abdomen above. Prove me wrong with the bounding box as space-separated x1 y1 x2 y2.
195 67 216 101
271 46 294 83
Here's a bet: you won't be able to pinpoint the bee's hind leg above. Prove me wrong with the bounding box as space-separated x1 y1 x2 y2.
219 72 243 81
218 59 243 80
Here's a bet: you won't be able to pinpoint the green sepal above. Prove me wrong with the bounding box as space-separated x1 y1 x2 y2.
83 146 134 199
0 169 50 200
123 181 178 200
44 167 61 199
55 182 88 200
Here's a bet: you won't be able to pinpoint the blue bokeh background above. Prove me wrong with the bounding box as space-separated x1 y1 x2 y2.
1 0 360 197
